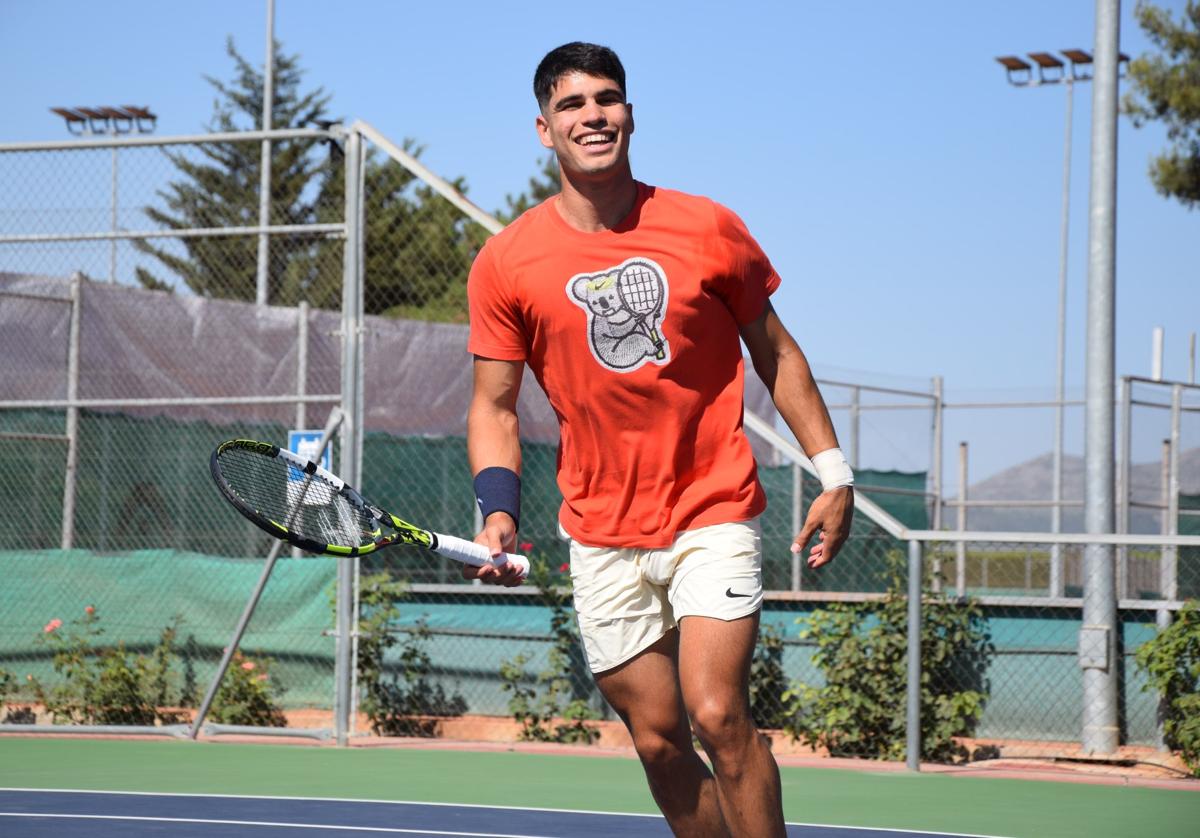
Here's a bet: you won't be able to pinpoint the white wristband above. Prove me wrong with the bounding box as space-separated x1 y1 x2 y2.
811 448 854 492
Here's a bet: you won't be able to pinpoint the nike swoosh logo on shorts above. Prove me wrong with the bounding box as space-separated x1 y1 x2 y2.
725 588 752 598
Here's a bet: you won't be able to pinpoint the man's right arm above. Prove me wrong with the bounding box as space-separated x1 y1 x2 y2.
465 356 525 586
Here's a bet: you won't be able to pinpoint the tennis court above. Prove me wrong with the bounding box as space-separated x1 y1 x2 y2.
0 737 1196 837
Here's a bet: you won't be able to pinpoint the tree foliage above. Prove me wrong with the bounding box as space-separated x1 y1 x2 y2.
132 38 562 322
783 553 994 763
499 155 561 223
134 38 335 300
352 571 466 737
1136 600 1200 775
1123 1 1200 209
498 557 600 745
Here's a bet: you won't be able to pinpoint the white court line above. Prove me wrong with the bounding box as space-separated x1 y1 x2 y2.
0 788 663 821
0 789 1014 838
782 824 1013 838
0 812 552 837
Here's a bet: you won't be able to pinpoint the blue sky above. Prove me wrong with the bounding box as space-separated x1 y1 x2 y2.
1 0 1196 484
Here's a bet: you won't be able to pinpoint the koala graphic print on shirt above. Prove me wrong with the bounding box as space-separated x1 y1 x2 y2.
567 257 670 372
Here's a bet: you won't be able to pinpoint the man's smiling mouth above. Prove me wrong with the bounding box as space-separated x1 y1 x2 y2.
577 133 614 146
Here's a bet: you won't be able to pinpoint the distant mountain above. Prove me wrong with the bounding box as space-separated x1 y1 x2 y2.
956 448 1200 533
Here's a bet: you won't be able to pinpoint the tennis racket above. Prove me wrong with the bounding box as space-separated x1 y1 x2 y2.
210 438 529 577
617 259 666 360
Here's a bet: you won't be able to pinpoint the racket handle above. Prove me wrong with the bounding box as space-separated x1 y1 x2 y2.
433 533 530 578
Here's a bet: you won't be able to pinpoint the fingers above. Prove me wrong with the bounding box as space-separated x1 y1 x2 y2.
468 512 524 587
792 514 820 557
458 555 526 586
794 486 855 570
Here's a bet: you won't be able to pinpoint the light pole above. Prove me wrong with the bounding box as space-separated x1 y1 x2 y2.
51 105 157 283
994 50 1126 597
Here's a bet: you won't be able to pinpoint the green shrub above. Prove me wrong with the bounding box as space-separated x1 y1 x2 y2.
354 570 466 737
0 668 14 717
1135 600 1200 776
29 606 193 726
750 623 788 729
499 557 599 745
207 650 287 727
783 552 994 763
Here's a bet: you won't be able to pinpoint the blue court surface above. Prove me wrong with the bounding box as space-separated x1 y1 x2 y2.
0 789 1002 837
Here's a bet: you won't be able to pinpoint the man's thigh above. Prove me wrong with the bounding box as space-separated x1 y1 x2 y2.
592 629 690 739
677 612 760 712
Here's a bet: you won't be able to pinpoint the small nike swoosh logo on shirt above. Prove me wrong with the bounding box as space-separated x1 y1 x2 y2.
725 588 752 598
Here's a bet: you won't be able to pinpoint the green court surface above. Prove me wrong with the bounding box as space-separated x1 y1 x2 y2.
0 737 1196 837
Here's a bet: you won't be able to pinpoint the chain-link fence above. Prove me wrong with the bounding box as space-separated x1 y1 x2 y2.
0 128 347 738
2 124 1198 774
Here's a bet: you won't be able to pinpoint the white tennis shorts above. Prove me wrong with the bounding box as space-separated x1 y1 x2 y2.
568 519 763 674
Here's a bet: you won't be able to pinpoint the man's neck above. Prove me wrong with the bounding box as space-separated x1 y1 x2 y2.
554 168 638 233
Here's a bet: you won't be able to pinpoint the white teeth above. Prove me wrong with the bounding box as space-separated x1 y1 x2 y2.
579 134 611 145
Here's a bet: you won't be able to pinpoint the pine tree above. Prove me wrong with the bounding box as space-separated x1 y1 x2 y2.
499 154 561 222
134 38 335 301
133 38 563 322
1123 1 1200 209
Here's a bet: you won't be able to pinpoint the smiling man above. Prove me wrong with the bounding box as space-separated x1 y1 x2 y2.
464 42 854 836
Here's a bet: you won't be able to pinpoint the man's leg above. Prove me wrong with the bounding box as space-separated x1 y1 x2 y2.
678 612 786 837
594 629 730 837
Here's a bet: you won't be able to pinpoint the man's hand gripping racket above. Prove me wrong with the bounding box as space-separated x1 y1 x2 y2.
210 439 529 580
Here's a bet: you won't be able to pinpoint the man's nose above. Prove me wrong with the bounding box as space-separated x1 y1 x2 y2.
580 100 606 124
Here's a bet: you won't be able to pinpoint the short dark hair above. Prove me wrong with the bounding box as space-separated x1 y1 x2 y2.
533 42 626 110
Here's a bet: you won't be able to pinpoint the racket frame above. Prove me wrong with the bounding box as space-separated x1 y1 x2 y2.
616 259 667 359
211 439 527 576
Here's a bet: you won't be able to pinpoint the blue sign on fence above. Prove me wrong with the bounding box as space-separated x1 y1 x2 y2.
287 429 333 476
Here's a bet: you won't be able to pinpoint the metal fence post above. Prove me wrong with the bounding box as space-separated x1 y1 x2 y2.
791 463 804 590
1116 376 1131 598
906 538 923 771
254 0 276 306
1163 385 1182 601
334 127 364 746
956 441 968 596
849 385 861 470
1080 0 1121 756
930 377 943 591
59 272 82 550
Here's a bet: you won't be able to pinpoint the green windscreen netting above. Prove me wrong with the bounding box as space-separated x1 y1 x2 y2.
2 408 918 591
1181 493 1200 599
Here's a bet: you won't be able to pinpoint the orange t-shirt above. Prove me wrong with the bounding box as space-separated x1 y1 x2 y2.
467 182 780 548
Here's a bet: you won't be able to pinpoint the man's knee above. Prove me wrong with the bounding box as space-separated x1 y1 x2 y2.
632 726 690 770
689 696 753 752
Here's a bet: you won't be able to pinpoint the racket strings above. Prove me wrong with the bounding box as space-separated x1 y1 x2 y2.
619 264 661 315
218 448 375 548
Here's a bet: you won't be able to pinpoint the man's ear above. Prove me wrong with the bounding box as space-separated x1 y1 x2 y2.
626 103 634 137
535 113 554 149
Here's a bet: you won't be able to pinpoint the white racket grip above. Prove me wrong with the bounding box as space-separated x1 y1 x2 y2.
433 533 530 578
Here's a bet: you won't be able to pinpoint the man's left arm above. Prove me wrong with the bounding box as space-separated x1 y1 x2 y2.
739 300 854 568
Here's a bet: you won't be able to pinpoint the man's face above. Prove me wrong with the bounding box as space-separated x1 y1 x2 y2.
536 72 633 179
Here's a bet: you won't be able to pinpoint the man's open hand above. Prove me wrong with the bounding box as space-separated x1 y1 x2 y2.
792 486 854 569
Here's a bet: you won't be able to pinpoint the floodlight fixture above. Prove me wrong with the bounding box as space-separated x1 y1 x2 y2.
998 49 1128 88
1061 48 1094 80
996 55 1033 86
73 107 117 134
49 105 157 135
1027 52 1066 84
50 107 87 135
119 105 158 133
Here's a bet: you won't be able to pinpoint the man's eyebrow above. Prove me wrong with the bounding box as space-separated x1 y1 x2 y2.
551 86 626 111
553 93 585 110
